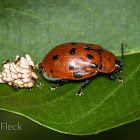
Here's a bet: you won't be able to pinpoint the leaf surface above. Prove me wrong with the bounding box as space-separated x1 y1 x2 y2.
0 0 139 135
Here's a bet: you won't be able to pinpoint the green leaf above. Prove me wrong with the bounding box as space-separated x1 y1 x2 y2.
0 0 140 135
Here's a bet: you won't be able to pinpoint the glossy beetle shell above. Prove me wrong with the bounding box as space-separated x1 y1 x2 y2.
42 42 117 80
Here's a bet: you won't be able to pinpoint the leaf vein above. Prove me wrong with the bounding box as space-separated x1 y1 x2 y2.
73 0 131 51
0 7 79 40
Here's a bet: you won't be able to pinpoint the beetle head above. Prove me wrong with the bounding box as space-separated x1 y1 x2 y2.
36 63 44 72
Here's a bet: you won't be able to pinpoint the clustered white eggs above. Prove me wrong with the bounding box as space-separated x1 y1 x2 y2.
0 54 38 89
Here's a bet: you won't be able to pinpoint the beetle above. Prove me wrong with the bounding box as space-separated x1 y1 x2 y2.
37 42 124 95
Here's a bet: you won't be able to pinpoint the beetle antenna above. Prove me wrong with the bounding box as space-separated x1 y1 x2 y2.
121 44 124 65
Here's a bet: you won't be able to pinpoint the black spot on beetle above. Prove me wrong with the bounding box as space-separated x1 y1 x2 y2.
108 58 111 61
96 50 99 53
73 71 82 78
69 48 76 55
71 42 77 45
87 54 94 59
84 46 93 50
52 55 59 60
50 69 53 73
69 63 74 70
89 63 98 68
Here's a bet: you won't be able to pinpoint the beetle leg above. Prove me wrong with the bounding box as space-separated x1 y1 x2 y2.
76 78 91 96
114 68 123 73
50 79 69 90
106 73 124 82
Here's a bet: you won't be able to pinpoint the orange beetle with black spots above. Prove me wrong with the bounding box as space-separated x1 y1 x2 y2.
38 42 124 95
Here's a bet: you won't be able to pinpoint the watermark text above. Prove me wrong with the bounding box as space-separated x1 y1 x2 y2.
0 122 22 131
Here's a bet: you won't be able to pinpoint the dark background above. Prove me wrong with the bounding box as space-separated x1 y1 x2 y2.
0 110 139 139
